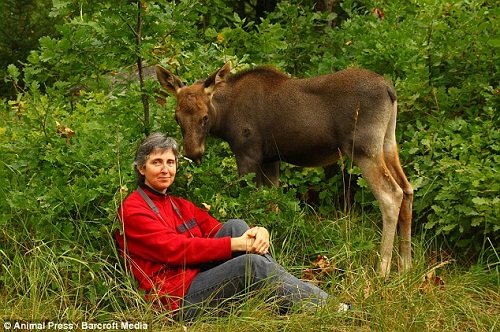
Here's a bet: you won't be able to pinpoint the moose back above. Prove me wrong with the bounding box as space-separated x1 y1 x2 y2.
156 63 413 277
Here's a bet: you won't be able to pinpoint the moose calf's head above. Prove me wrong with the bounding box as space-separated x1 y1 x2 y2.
155 64 231 165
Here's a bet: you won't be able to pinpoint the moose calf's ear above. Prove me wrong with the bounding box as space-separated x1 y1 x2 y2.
155 65 184 94
215 63 231 86
204 62 232 95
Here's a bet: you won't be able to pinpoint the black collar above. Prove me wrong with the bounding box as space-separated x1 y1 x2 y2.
139 184 169 197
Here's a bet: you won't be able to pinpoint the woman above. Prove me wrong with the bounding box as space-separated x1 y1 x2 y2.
115 133 335 320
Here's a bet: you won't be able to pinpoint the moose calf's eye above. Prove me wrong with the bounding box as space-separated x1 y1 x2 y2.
202 115 209 126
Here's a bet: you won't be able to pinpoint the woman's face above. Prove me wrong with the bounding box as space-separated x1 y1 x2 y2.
139 149 177 193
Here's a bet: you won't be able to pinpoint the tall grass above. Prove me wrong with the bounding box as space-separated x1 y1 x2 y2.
1 207 498 331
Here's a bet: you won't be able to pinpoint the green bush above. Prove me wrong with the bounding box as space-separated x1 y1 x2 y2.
403 102 499 252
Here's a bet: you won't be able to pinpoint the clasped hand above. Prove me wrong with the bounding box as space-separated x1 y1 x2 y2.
231 226 270 255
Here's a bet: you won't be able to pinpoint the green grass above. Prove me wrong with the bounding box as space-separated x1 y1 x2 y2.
1 210 498 331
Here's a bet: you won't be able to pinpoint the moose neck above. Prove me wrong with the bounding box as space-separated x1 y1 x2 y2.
208 91 231 141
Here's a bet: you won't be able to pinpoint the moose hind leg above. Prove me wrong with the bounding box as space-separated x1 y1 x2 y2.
357 154 404 277
384 147 413 272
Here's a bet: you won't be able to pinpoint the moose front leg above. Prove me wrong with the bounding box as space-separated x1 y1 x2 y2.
258 161 280 186
235 153 263 185
236 154 279 187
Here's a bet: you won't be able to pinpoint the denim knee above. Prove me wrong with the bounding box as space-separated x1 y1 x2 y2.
219 219 249 237
226 219 248 230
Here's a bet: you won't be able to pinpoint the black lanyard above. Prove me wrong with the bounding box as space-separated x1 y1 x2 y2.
137 187 195 237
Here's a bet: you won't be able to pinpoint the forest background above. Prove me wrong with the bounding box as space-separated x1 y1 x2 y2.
0 0 498 331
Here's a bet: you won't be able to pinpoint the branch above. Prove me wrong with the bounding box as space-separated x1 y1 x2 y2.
134 0 150 134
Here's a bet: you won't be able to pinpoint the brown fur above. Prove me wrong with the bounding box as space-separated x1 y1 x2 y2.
156 63 413 277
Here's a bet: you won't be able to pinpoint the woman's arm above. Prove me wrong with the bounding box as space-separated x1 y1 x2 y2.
119 202 232 266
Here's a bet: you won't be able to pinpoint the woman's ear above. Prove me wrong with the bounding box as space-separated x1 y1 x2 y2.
138 165 146 175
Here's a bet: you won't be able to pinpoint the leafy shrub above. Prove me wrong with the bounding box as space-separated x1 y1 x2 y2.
402 98 499 253
0 78 143 304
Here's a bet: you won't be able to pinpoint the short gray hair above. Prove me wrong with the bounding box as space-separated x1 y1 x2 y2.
134 133 179 185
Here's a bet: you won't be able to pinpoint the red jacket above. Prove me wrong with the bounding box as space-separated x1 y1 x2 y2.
115 186 232 310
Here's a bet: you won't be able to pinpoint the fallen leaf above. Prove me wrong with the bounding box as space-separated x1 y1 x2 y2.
155 95 166 106
372 8 385 20
302 255 337 283
200 203 211 211
419 259 452 293
312 255 335 273
302 268 316 281
119 185 128 195
267 202 280 213
217 33 225 44
56 121 75 143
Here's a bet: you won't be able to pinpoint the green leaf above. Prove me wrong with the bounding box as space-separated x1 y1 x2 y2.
488 38 500 48
6 64 20 81
472 197 489 206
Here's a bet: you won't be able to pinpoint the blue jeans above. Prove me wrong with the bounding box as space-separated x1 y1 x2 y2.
180 219 328 320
